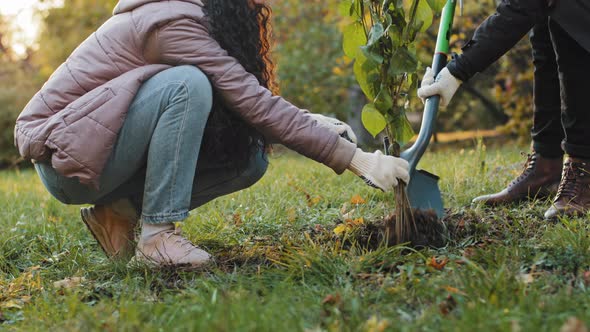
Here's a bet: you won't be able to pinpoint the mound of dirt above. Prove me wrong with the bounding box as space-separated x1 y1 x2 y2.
337 209 448 250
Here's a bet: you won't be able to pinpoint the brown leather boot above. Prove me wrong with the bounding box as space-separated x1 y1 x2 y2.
80 199 139 258
472 153 562 206
544 157 590 219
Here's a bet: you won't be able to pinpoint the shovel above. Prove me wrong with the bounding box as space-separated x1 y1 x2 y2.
398 0 459 219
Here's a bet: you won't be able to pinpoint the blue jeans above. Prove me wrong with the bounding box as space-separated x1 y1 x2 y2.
36 66 268 223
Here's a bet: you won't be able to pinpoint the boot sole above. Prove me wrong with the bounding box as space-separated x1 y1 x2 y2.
473 182 560 207
80 208 133 259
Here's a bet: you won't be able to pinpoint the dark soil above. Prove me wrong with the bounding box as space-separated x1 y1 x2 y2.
339 209 448 250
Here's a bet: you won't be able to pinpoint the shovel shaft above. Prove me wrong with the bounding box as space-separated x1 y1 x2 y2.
400 0 457 172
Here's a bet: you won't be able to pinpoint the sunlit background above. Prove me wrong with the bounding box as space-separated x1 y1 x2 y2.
0 0 533 168
0 0 61 55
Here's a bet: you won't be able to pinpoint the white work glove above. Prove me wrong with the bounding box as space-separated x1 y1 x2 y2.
417 67 462 108
347 148 410 192
309 113 358 144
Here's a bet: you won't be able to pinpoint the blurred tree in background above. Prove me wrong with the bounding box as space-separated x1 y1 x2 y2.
35 0 118 78
272 0 355 117
0 16 41 166
0 0 536 167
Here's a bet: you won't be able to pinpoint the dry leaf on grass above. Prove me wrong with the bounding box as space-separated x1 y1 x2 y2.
53 277 86 289
560 317 589 332
321 293 341 306
363 315 390 332
350 194 366 205
0 266 42 310
438 295 457 315
444 286 466 296
232 213 242 226
517 273 534 285
427 257 449 270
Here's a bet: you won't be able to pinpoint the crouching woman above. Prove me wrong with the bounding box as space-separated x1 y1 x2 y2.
14 0 409 269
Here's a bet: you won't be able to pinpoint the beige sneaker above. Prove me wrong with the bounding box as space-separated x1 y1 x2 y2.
133 228 212 269
80 199 138 259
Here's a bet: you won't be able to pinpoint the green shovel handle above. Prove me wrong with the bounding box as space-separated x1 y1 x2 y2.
400 0 457 172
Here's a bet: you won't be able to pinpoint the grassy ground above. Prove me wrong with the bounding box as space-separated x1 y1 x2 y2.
1 142 590 331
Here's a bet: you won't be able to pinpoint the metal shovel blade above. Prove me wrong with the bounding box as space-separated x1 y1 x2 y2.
399 92 445 220
406 169 443 219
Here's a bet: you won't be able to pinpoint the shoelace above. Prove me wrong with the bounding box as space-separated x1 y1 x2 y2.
163 230 200 252
509 153 537 186
555 161 588 200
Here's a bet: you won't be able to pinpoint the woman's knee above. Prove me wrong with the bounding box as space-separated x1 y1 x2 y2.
169 66 212 102
35 163 88 204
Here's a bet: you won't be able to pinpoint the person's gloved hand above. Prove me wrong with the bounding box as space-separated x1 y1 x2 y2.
309 113 358 144
417 67 462 107
347 148 410 191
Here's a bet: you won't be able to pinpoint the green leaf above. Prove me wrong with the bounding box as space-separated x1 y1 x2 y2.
338 0 354 17
354 52 381 100
374 87 393 112
362 104 387 137
426 0 445 12
366 23 385 46
360 45 384 64
388 27 403 47
414 0 434 32
343 22 367 58
387 108 415 145
388 47 418 76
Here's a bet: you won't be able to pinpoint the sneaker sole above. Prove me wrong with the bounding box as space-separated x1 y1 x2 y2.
128 253 212 271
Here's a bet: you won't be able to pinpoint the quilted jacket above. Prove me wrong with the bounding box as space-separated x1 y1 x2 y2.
14 0 356 188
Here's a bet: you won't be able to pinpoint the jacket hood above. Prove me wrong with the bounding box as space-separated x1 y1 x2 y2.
113 0 203 15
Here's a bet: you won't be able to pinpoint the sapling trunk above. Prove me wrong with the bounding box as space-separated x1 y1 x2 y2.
384 135 416 245
338 0 447 247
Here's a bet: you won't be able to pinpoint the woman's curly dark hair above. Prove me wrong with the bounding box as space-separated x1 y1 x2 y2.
201 0 277 164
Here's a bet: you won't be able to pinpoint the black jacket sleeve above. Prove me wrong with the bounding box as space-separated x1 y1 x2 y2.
447 0 549 81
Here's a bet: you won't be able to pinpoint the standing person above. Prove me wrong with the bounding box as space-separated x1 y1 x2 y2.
417 0 590 219
14 0 410 269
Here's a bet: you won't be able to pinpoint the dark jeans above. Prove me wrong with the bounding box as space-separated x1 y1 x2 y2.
530 20 590 158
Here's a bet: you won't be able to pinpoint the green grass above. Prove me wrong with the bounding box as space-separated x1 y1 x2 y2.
1 143 590 331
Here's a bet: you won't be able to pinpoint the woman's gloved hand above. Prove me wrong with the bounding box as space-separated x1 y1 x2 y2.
347 148 410 192
309 113 358 144
417 67 462 108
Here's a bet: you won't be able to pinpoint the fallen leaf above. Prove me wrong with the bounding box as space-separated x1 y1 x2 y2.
321 293 341 306
333 224 348 235
444 286 466 296
364 315 390 332
560 317 589 332
427 257 449 271
518 273 534 285
1 300 22 309
457 219 465 228
53 277 86 289
463 247 476 259
232 213 242 226
348 217 364 226
341 209 356 220
350 194 366 205
287 208 297 223
309 196 322 206
340 202 350 215
438 295 457 315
